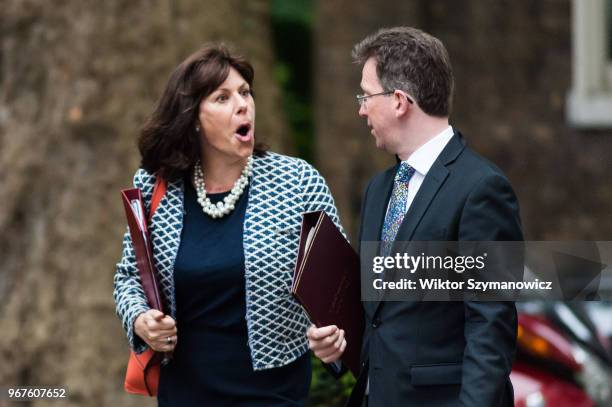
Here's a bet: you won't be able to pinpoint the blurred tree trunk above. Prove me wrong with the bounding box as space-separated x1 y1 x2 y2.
0 1 285 406
314 0 424 241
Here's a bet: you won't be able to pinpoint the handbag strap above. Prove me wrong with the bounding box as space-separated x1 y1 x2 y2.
148 176 167 222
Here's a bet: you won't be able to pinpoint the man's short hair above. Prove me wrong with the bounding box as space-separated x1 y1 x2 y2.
352 27 454 117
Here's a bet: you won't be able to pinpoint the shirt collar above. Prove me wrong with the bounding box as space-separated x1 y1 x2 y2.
405 125 454 176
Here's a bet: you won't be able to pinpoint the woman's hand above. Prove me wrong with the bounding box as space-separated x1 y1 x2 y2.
134 309 178 352
307 324 346 364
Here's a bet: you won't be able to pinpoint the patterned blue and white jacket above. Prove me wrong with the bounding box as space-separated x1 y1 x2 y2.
114 152 344 371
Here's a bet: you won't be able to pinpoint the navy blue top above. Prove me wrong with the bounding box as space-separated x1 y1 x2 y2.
158 178 310 407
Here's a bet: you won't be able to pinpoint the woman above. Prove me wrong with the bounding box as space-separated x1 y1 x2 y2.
113 44 344 406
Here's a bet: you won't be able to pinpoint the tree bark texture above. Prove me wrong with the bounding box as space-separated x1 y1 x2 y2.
0 1 286 406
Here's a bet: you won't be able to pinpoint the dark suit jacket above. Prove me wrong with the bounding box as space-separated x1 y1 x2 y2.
347 130 523 407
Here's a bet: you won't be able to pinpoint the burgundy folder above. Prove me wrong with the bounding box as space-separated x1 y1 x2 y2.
120 188 165 313
121 182 170 396
292 211 363 377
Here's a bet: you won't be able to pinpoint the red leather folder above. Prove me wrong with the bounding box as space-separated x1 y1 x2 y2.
121 188 164 312
120 185 168 396
292 211 363 377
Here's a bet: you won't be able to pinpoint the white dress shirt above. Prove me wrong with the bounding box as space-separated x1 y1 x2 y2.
386 125 455 216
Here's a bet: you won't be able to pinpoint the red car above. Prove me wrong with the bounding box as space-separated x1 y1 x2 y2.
512 303 612 407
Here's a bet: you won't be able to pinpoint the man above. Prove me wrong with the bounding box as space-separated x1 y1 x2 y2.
307 27 522 407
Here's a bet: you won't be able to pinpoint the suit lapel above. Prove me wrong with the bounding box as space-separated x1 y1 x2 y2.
371 131 465 316
362 166 396 315
396 132 465 241
394 165 448 241
363 166 396 242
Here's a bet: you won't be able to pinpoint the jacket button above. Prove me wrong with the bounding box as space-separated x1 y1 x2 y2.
372 318 381 328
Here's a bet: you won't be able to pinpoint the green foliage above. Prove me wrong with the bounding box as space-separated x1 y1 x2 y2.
308 354 355 407
271 0 314 25
271 0 314 162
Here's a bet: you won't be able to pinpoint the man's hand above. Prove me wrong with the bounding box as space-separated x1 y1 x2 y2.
134 309 178 352
307 325 347 363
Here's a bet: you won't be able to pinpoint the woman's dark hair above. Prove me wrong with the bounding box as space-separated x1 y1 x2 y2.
138 43 267 182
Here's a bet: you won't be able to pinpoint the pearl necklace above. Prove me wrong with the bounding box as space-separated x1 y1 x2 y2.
193 156 253 218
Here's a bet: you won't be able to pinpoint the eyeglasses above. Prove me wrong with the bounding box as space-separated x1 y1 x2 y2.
356 91 414 107
356 91 393 107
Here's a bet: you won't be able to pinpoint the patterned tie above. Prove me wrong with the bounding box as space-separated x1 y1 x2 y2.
381 162 415 255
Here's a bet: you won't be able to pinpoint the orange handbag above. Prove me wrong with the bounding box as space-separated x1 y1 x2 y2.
124 349 163 396
120 177 168 396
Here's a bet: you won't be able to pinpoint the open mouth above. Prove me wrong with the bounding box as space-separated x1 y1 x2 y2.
234 123 252 142
237 124 250 136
